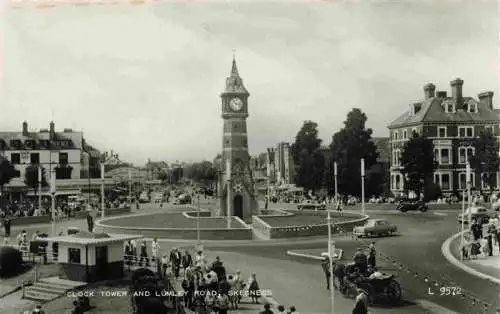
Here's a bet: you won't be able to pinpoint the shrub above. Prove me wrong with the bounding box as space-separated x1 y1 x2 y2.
0 246 23 277
423 182 442 202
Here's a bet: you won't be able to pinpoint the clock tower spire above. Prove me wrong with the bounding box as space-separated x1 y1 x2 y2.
218 58 258 221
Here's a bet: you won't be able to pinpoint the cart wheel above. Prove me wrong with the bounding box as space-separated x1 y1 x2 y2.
385 279 402 304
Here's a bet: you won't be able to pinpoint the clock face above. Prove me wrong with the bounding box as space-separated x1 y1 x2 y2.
229 98 244 112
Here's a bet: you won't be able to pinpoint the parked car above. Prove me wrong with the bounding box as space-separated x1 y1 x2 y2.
397 199 428 212
458 206 493 224
353 219 398 238
297 203 326 210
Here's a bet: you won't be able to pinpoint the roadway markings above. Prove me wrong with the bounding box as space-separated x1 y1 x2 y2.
414 299 463 314
433 212 448 216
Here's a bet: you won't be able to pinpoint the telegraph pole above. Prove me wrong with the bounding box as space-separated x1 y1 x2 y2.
50 168 56 236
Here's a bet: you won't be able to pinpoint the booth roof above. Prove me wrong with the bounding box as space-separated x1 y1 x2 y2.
43 233 143 245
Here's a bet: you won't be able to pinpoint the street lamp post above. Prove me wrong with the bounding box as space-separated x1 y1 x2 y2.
266 166 271 209
334 162 338 209
466 162 472 225
101 163 105 219
38 166 42 214
226 159 232 229
128 169 132 207
50 167 56 236
361 158 365 215
460 188 466 261
197 194 201 245
327 209 335 314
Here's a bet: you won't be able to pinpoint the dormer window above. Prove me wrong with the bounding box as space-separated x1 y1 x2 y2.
414 104 422 114
468 103 477 113
446 103 454 113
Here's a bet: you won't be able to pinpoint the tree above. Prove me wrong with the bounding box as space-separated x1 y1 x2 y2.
330 109 379 197
157 170 169 182
400 133 436 197
0 157 17 205
291 121 325 193
24 165 48 196
185 161 217 185
470 130 500 196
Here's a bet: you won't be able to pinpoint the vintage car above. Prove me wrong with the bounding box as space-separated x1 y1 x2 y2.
458 206 493 224
297 202 326 210
353 219 397 238
397 199 428 212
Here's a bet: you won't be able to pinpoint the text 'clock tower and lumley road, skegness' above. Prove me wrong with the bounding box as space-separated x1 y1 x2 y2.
218 57 259 222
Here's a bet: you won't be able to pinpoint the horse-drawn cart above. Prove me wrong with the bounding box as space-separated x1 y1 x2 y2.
340 263 402 305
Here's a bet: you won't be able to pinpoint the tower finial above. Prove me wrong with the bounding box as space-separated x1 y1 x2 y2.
231 52 239 77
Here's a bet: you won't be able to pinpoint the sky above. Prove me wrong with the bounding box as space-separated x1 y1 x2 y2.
0 0 498 165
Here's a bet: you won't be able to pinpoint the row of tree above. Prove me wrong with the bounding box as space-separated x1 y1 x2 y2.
291 109 383 197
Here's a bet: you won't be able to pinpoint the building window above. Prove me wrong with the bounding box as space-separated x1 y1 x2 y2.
438 127 447 138
446 103 454 113
458 147 474 164
395 174 401 190
68 248 81 264
468 103 477 113
30 153 40 164
393 131 399 141
59 153 68 165
411 128 417 136
441 173 450 190
435 173 452 191
403 130 407 139
440 148 450 165
484 125 493 134
481 173 490 189
458 126 474 138
11 153 20 164
392 149 401 166
458 173 467 190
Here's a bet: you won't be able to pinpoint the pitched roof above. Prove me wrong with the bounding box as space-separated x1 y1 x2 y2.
0 131 80 150
389 96 500 128
223 58 249 95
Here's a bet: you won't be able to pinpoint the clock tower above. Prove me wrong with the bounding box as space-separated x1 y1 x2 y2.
218 57 259 221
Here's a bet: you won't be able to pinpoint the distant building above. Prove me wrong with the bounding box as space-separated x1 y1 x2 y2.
145 159 169 180
266 142 294 186
388 78 499 195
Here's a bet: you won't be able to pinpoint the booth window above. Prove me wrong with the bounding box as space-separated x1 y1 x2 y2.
68 248 81 264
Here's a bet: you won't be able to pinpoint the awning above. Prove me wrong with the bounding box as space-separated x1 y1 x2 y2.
26 189 81 196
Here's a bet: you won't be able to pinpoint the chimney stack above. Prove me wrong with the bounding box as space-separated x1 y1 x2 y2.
437 91 447 98
450 78 464 99
423 83 436 99
49 121 55 140
22 121 28 136
478 91 494 110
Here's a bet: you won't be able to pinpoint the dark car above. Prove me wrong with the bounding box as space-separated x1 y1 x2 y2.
397 199 428 212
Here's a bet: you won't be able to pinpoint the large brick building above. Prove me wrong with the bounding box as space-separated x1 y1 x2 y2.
388 78 499 196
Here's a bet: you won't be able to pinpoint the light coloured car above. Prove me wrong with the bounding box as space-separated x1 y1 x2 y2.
457 206 493 224
353 219 398 238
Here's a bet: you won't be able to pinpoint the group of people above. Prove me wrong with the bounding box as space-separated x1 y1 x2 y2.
462 216 500 259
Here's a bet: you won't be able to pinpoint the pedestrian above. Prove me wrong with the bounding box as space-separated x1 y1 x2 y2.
139 241 149 267
248 273 260 304
3 217 11 237
260 303 274 314
353 248 367 274
277 305 286 314
212 256 226 282
86 213 94 233
161 254 169 278
368 242 376 268
321 256 331 290
32 304 45 314
32 230 40 241
182 249 193 278
471 219 482 241
71 300 83 314
352 288 368 314
216 292 230 314
124 241 132 266
151 237 160 263
169 247 181 278
130 239 137 264
487 222 496 257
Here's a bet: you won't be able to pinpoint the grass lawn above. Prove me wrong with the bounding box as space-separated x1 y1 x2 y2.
259 214 355 227
103 213 246 229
